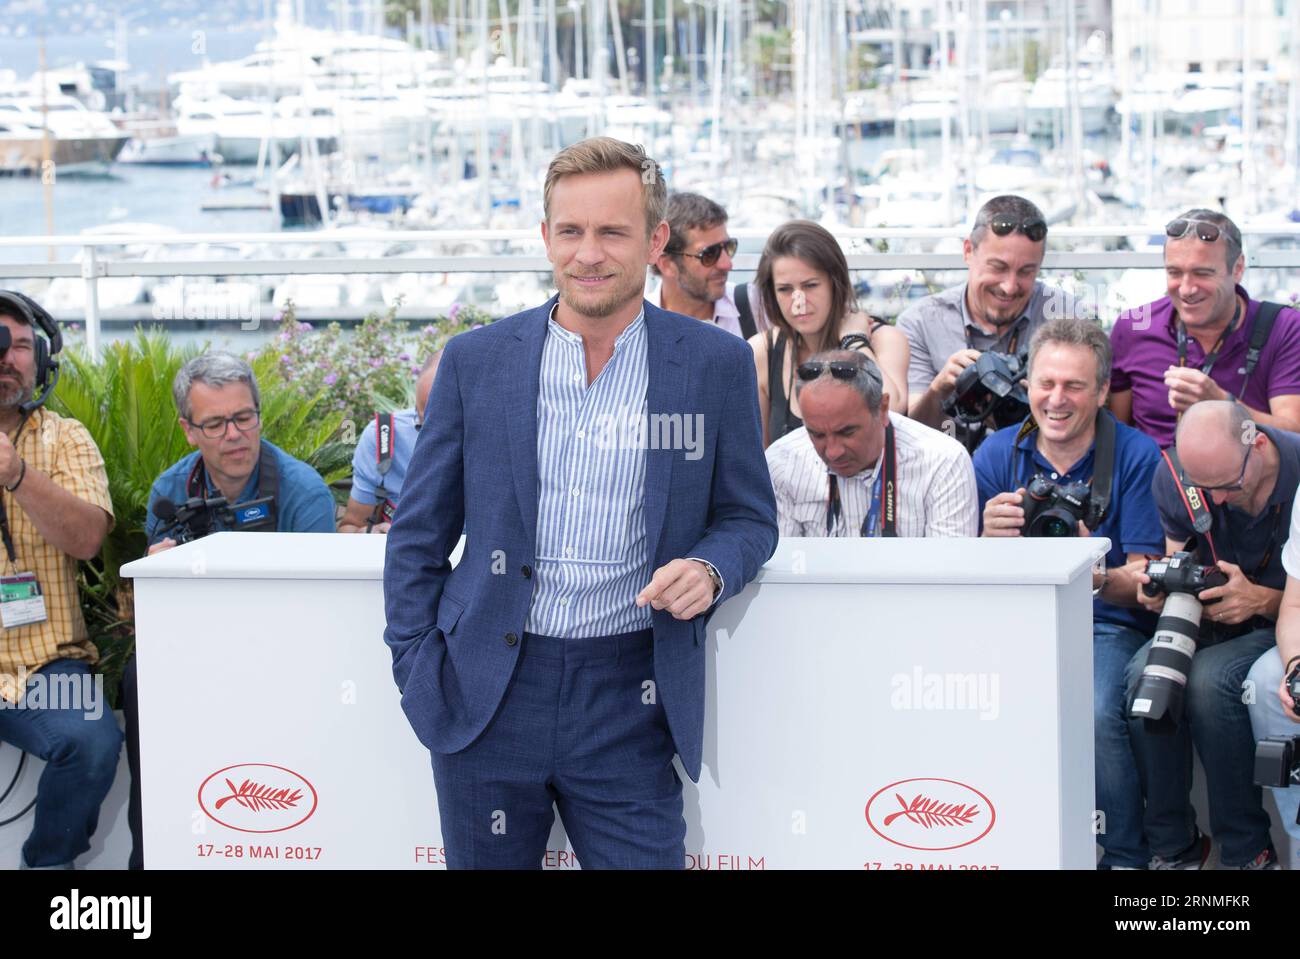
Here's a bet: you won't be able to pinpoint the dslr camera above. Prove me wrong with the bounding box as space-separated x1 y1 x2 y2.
942 351 1030 433
1021 476 1092 538
1129 552 1229 724
154 494 275 543
1255 663 1300 824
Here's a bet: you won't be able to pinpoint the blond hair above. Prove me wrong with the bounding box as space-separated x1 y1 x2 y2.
543 137 667 236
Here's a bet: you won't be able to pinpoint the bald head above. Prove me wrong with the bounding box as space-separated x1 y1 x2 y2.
1175 401 1263 504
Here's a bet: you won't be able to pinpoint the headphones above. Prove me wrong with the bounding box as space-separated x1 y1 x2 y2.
0 290 61 413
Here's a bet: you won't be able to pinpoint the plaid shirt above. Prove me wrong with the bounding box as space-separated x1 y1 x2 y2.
0 409 113 703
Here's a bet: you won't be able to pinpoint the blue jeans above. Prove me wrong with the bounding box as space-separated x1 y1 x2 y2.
0 658 123 867
1094 621 1151 868
431 628 685 869
1246 649 1300 857
1125 627 1276 867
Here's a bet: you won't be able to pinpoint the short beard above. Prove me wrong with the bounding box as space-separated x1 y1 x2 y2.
556 270 644 320
0 380 33 410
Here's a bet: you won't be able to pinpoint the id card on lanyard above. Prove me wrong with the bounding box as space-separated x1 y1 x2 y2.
0 418 47 629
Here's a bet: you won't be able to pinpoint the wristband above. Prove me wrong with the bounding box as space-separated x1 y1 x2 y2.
5 459 25 493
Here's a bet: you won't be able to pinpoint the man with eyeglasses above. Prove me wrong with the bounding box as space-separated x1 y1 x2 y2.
900 195 1091 438
765 349 977 537
975 317 1164 870
648 192 766 339
338 351 440 534
143 352 335 550
1122 400 1290 869
1109 209 1300 449
125 351 334 868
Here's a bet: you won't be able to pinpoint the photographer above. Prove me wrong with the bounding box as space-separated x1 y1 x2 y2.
974 317 1164 870
144 352 335 550
1245 486 1300 862
338 352 439 534
1108 209 1300 449
899 195 1091 439
0 291 119 870
125 351 334 868
766 350 976 537
1124 400 1288 869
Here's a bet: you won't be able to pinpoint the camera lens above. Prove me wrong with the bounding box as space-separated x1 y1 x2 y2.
1040 516 1073 537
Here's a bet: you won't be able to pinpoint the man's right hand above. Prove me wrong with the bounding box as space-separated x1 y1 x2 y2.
1135 568 1166 615
147 538 177 555
1279 669 1300 722
982 488 1026 537
929 348 982 398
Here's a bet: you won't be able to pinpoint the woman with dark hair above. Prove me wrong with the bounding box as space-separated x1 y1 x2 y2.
749 220 909 447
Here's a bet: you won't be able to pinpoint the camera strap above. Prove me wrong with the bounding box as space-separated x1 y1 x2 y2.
368 412 396 530
186 441 280 529
1087 411 1115 529
824 422 898 537
1159 447 1219 564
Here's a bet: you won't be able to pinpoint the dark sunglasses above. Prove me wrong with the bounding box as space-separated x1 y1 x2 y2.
666 237 738 267
1165 218 1231 244
1179 442 1252 492
989 215 1047 243
797 360 866 382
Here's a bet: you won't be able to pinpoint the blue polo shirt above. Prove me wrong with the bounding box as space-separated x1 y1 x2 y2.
974 411 1164 632
350 410 418 507
1152 424 1300 593
145 439 336 544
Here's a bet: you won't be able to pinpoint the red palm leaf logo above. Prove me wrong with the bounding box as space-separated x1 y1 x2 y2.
882 792 980 829
214 778 304 812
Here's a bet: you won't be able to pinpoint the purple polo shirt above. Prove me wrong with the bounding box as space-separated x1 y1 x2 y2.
1109 284 1300 448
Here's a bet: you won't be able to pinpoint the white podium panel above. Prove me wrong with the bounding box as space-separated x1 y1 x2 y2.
123 533 1105 869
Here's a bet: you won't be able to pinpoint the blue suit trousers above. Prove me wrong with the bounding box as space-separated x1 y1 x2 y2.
431 628 686 869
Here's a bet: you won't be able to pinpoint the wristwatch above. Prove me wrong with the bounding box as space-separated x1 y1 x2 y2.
699 561 722 599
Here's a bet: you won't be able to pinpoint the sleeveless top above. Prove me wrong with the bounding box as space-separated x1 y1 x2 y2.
767 318 889 443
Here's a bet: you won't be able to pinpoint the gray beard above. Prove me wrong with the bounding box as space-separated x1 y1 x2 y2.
0 381 34 410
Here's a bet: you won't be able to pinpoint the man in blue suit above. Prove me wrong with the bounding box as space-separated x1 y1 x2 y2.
384 137 778 869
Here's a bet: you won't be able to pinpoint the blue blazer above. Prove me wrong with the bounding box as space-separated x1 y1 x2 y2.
383 297 778 781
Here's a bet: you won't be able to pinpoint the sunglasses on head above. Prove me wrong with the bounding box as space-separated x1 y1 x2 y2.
989 215 1047 243
1165 218 1231 243
667 237 738 267
797 360 868 382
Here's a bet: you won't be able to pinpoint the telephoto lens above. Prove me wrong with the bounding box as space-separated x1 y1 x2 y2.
1129 554 1228 723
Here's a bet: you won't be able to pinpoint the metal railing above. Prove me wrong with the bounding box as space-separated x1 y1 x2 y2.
5 224 1300 358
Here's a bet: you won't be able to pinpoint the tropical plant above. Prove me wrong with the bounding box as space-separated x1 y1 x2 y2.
46 328 351 703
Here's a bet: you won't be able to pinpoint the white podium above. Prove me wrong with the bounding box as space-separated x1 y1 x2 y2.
123 533 1106 869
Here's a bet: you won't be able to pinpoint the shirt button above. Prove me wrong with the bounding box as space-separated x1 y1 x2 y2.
521 565 532 578
504 632 518 647
571 487 581 497
558 597 569 606
576 429 585 439
572 373 581 383
564 546 574 557
1051 473 1058 479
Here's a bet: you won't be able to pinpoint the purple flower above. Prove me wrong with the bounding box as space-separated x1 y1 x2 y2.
449 303 461 321
370 358 382 368
323 373 337 386
398 352 410 362
297 321 313 332
279 355 292 364
279 331 291 342
274 311 284 323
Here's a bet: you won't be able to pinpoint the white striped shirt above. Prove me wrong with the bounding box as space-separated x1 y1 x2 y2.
766 414 979 538
525 308 653 638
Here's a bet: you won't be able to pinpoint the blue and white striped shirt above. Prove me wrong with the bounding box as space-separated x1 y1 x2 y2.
524 308 653 638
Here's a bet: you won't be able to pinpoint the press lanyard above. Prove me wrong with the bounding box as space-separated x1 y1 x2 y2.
825 422 897 537
1176 299 1241 376
0 414 31 569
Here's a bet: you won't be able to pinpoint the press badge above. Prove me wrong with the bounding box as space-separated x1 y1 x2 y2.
0 573 47 628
